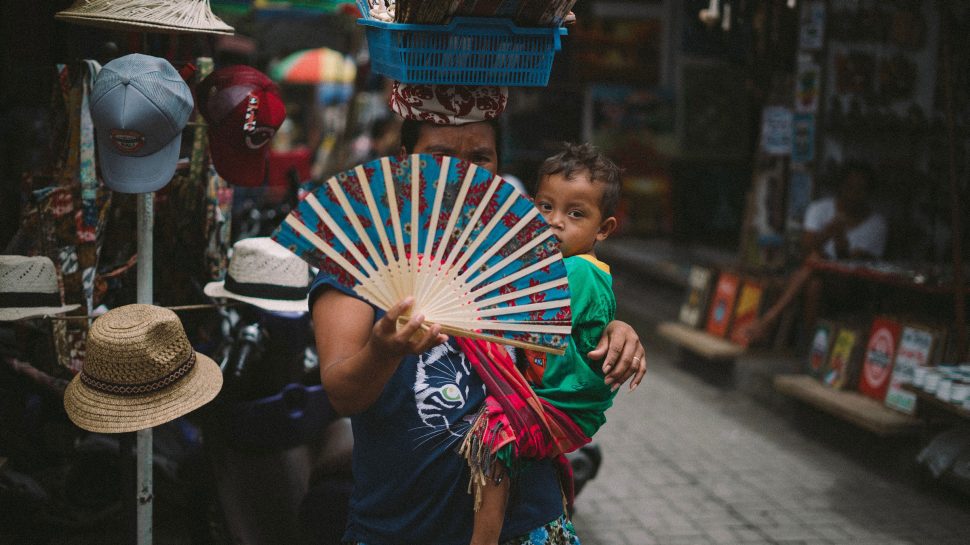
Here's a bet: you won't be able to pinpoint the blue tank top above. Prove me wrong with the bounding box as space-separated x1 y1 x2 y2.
309 274 563 545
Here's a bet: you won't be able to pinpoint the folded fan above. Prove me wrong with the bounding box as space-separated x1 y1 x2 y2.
272 153 571 354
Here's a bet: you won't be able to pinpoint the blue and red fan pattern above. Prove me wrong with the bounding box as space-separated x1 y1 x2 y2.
272 153 571 354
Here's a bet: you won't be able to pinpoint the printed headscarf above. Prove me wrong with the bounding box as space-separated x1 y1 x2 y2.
388 81 508 125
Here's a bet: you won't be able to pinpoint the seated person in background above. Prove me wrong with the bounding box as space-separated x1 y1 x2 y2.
738 162 887 345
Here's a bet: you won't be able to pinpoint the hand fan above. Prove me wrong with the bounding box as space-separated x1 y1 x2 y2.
271 153 571 354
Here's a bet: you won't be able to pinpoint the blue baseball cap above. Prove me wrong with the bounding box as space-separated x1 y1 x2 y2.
90 54 194 193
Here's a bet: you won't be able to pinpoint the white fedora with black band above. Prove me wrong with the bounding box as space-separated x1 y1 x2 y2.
204 237 310 313
0 255 81 321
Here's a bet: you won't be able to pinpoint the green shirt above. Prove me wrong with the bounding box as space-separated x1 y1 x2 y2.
523 254 617 437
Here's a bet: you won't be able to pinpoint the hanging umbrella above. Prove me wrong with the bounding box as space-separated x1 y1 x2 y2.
269 47 356 85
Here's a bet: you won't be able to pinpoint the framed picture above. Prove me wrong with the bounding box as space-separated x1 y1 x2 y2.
808 320 836 379
798 1 826 51
761 107 794 156
705 271 741 338
885 325 939 414
825 327 864 390
859 317 903 402
679 265 715 328
729 280 765 347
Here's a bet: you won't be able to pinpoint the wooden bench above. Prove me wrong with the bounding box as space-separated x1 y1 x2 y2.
657 321 745 361
773 374 923 437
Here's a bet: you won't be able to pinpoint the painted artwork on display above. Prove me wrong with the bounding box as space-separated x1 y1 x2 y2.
885 325 937 414
825 328 862 390
705 272 741 338
679 265 715 328
729 280 764 347
808 320 835 379
859 317 903 401
798 0 826 51
761 107 794 155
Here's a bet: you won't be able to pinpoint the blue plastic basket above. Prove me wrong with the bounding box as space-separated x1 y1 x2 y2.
359 17 567 87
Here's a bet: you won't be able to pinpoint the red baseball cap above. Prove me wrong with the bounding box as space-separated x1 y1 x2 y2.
197 66 286 187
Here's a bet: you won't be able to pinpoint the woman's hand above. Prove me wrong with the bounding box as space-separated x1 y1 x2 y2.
369 297 448 360
314 291 446 415
588 320 647 391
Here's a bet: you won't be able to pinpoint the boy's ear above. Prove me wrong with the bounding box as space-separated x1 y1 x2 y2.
596 216 618 242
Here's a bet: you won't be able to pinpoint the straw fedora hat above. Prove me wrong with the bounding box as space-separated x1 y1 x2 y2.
64 304 222 433
56 0 234 36
0 255 80 321
204 237 310 313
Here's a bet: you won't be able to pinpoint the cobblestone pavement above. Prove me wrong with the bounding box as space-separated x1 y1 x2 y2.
570 273 970 545
571 357 970 545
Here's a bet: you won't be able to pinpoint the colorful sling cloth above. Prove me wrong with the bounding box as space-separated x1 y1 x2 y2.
455 337 590 509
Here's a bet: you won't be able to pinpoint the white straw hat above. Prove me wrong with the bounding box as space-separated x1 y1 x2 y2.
64 304 223 433
56 0 235 36
204 237 311 313
0 256 81 321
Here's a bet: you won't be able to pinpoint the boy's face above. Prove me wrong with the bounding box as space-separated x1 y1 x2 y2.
534 172 616 257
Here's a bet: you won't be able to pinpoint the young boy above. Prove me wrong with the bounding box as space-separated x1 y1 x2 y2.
470 142 622 545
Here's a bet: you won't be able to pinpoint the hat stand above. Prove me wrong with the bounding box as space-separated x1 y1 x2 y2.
135 192 154 545
55 7 232 545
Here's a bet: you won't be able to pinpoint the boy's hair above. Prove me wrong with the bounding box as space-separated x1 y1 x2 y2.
534 142 621 217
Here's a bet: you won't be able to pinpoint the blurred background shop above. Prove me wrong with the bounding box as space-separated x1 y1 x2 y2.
2 1 970 544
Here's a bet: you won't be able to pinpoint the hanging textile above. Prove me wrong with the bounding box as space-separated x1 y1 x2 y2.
5 62 112 373
8 62 109 308
194 57 233 282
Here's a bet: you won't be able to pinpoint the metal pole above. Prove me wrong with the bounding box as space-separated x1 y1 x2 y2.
136 192 154 545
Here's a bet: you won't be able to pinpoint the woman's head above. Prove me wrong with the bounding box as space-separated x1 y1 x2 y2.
399 119 502 174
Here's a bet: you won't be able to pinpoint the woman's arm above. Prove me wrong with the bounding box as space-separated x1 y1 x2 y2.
587 320 647 391
312 291 447 415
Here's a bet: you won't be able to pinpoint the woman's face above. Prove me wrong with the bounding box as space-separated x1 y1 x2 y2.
411 122 499 174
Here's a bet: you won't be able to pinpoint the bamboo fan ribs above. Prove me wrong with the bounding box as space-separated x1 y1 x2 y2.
272 153 571 354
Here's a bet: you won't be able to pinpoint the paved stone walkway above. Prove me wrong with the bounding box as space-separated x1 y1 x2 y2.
571 342 970 545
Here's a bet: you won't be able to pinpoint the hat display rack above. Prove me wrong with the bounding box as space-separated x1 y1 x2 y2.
53 3 234 545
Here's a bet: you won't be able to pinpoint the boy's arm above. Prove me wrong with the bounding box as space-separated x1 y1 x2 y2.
312 290 446 415
470 463 510 545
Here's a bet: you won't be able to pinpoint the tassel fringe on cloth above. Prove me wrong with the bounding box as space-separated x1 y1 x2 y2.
455 338 590 511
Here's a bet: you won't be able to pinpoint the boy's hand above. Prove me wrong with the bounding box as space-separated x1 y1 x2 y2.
589 321 647 392
369 297 447 360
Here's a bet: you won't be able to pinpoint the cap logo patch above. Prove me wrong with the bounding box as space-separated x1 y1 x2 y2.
110 129 146 154
243 94 260 133
245 127 276 150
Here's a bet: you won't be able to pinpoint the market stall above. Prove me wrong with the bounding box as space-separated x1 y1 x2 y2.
656 1 970 440
0 2 369 543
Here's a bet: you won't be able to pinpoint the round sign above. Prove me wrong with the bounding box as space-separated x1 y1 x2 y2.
864 328 895 387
